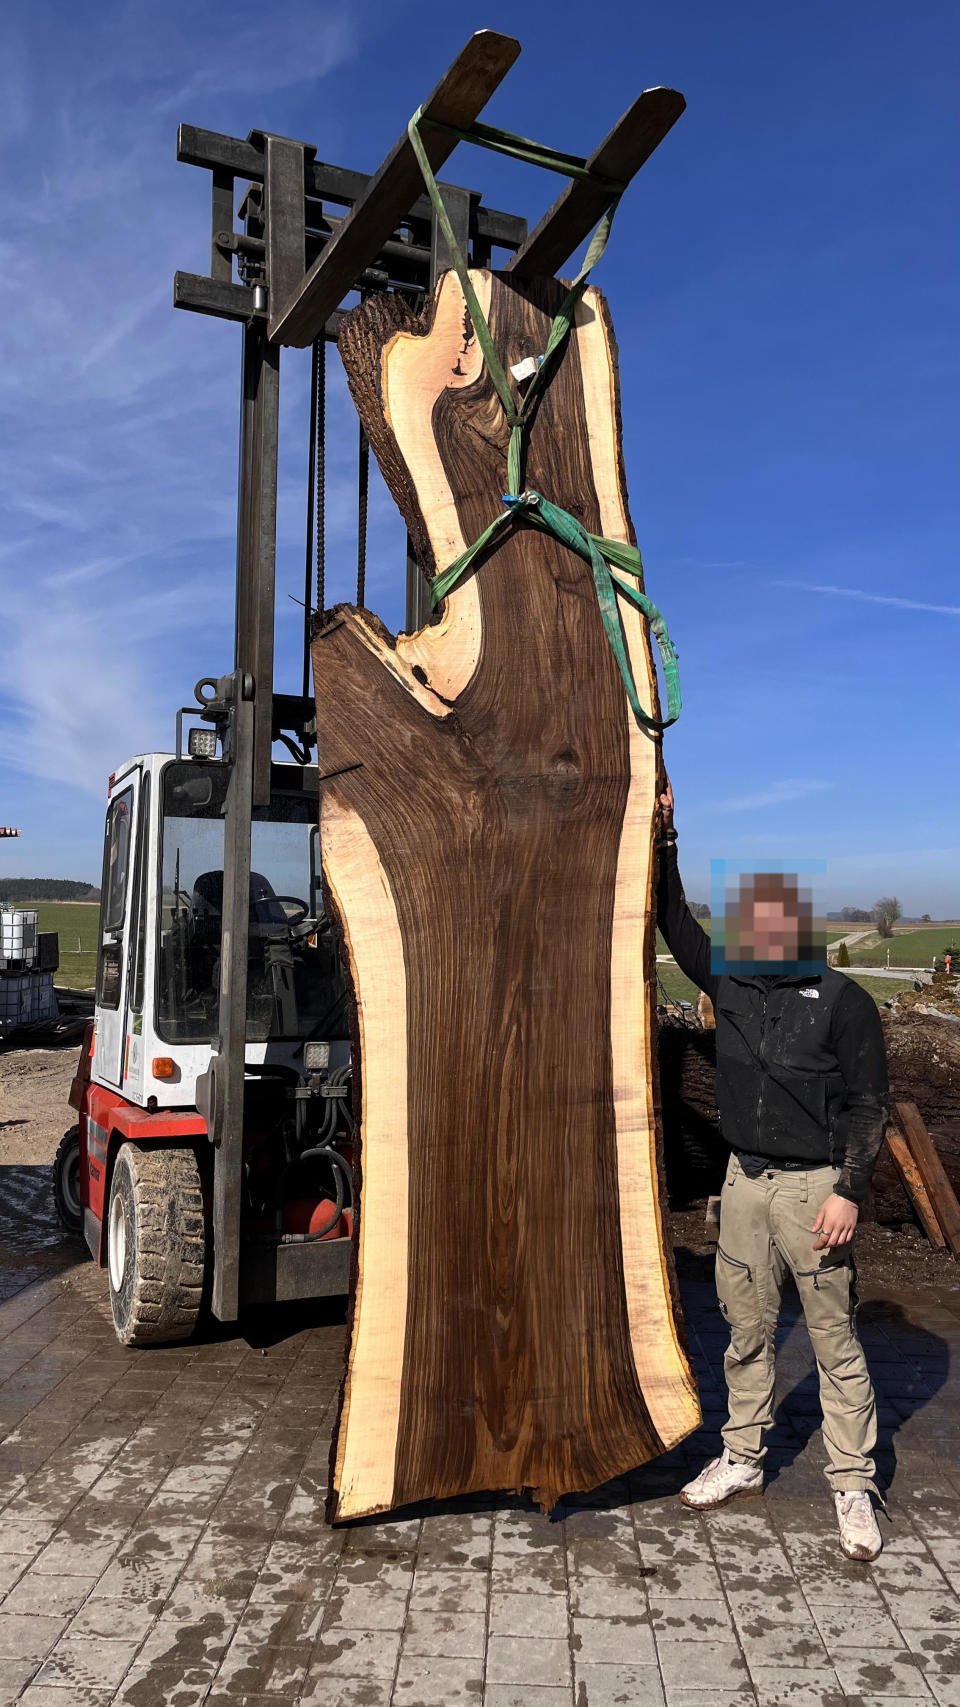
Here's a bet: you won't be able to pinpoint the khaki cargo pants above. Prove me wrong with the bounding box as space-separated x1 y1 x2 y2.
716 1155 877 1491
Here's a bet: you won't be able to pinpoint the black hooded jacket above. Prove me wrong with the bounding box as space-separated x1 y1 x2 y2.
657 842 889 1204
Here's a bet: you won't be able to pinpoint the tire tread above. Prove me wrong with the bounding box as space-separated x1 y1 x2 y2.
53 1127 83 1237
109 1146 207 1348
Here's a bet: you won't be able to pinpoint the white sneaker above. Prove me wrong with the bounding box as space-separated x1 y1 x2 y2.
835 1490 882 1561
680 1446 763 1509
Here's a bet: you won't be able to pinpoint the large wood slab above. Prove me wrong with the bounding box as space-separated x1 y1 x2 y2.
314 267 699 1521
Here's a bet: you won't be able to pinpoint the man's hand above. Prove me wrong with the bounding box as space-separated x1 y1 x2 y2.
812 1194 858 1249
658 774 675 835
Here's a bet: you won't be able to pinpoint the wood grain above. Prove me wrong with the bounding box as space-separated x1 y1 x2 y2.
884 1126 947 1250
315 267 699 1521
322 790 410 1510
893 1099 960 1258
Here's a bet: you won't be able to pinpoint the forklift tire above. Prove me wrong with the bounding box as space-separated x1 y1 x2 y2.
107 1144 206 1347
53 1126 83 1238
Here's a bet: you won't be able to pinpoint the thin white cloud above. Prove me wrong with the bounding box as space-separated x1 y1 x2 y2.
0 1 367 813
776 581 960 617
675 557 746 570
716 779 833 812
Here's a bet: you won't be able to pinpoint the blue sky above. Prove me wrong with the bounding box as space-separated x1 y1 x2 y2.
1 0 957 914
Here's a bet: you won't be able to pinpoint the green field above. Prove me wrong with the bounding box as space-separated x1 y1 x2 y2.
845 974 915 1007
845 925 960 969
33 902 100 988
655 964 700 1007
656 920 710 958
20 901 941 1006
656 960 910 1012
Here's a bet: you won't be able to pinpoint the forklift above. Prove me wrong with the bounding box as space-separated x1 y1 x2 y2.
53 32 684 1346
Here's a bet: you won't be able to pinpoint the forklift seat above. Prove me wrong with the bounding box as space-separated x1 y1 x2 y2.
191 870 289 942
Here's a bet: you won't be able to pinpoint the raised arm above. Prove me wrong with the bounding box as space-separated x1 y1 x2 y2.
831 980 890 1205
656 777 716 1000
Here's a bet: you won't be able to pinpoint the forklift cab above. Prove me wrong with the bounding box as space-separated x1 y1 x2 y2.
68 746 355 1346
92 752 350 1107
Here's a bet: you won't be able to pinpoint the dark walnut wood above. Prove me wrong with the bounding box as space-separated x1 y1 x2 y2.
313 267 700 1522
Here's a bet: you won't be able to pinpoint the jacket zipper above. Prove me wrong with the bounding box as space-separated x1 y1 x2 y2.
757 989 767 1146
717 1246 753 1282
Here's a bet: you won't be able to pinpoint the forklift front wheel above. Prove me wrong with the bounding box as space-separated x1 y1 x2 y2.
53 1126 83 1238
107 1144 206 1347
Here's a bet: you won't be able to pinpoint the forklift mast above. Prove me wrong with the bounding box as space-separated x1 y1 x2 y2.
175 36 530 1322
172 31 683 1321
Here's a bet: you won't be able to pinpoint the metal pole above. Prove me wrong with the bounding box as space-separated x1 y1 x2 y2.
357 426 369 607
235 320 280 808
302 340 319 700
207 669 254 1322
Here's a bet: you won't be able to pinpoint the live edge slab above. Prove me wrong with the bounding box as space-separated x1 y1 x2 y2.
311 267 700 1522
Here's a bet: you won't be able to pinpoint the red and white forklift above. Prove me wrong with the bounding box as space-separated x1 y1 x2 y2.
58 736 354 1344
52 33 683 1345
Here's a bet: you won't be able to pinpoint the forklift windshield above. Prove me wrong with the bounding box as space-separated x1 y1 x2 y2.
156 760 348 1045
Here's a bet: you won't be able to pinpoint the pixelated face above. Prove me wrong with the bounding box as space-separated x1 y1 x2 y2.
711 860 827 976
732 873 804 962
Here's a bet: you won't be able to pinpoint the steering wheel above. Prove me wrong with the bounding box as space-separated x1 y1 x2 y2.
274 896 310 927
272 896 322 944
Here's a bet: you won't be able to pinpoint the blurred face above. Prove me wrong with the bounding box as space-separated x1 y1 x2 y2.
736 895 800 962
729 875 802 964
710 860 827 976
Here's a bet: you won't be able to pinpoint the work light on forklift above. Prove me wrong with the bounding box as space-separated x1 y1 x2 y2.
303 1041 331 1071
187 728 218 758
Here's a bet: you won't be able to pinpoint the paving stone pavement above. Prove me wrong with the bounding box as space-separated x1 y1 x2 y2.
2 1167 960 1705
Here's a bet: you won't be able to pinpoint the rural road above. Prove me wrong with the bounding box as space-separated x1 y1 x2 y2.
656 955 931 984
837 967 932 983
826 929 876 950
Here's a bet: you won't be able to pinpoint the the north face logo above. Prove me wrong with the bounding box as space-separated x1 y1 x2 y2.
798 987 820 999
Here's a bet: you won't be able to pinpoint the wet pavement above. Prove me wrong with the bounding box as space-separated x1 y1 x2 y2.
2 1163 960 1706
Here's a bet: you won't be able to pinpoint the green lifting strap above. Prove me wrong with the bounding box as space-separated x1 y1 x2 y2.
406 107 681 734
433 491 681 732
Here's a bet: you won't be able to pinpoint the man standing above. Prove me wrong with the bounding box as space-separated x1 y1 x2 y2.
657 779 889 1561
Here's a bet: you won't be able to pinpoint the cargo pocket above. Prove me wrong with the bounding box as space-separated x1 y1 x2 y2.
716 1245 760 1331
794 1250 855 1329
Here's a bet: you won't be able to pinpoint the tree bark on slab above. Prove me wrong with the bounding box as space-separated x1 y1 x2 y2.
313 268 700 1523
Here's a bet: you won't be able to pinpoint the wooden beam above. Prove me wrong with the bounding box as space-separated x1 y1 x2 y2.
507 87 686 279
268 31 521 347
885 1126 947 1250
893 1099 960 1259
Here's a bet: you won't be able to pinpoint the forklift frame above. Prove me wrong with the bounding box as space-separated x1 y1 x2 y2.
171 30 683 1321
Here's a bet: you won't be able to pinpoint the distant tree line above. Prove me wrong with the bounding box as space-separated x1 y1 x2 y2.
833 898 904 939
0 879 100 903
